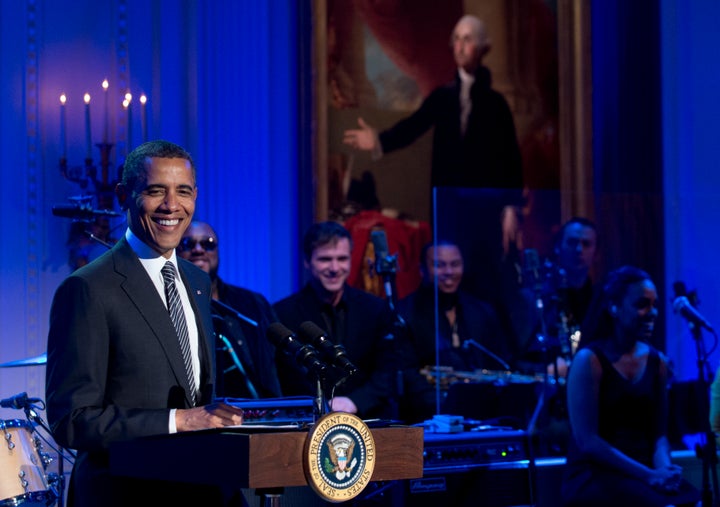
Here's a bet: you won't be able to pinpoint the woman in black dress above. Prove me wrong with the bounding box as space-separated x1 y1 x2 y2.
561 266 700 507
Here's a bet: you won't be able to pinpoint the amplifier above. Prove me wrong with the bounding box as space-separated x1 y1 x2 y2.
422 429 528 471
406 429 533 507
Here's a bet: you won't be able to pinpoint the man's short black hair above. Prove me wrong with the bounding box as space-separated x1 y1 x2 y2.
122 139 196 190
303 221 352 262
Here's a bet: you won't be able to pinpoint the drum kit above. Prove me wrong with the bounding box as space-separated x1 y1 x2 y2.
0 353 67 507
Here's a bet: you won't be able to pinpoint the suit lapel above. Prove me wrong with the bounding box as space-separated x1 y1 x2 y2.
111 239 197 406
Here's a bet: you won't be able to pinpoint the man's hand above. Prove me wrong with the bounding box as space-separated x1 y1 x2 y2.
329 396 358 414
343 118 378 152
175 402 244 432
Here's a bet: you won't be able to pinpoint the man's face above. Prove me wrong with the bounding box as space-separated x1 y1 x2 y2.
452 19 484 73
557 223 597 275
124 157 197 258
425 244 463 294
177 222 218 279
306 237 351 295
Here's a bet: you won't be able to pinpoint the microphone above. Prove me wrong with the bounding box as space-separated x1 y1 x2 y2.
673 281 714 331
297 321 358 376
0 392 41 409
52 203 122 220
462 339 512 371
371 230 396 275
266 322 327 376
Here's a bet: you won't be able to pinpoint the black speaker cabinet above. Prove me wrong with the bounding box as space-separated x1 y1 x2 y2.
406 463 533 507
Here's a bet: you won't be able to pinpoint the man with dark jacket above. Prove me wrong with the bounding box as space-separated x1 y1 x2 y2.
45 140 244 507
272 221 405 419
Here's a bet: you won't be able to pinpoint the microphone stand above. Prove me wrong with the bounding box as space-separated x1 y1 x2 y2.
690 322 720 507
313 373 330 422
524 265 551 507
212 315 260 399
375 251 405 421
211 299 258 327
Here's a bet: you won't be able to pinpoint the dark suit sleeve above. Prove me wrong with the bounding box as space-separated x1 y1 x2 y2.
378 89 442 154
492 91 524 195
46 275 171 452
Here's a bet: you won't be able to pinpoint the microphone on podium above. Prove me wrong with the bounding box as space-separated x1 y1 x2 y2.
266 322 327 376
297 321 357 376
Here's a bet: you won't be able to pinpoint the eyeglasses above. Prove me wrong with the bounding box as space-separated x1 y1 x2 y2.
178 236 218 252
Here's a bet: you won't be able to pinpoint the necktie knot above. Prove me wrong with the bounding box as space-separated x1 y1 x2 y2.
162 261 176 286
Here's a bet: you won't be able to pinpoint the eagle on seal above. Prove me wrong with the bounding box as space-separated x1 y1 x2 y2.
325 433 357 479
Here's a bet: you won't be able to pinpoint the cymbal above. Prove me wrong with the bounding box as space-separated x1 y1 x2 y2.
0 353 47 368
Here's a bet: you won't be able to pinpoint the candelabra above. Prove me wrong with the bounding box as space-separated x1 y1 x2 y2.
56 80 147 270
57 142 122 271
59 142 119 212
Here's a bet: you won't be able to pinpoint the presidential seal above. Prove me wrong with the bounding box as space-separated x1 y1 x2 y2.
303 412 375 502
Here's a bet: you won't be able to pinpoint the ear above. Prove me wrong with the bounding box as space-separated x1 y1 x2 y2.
115 183 129 210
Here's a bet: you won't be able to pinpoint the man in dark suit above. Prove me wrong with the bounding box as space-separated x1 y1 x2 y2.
272 221 403 419
45 140 244 507
178 220 282 399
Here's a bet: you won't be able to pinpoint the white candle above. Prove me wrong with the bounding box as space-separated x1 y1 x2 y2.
60 94 67 158
84 93 92 159
102 79 109 143
140 94 147 143
125 92 132 154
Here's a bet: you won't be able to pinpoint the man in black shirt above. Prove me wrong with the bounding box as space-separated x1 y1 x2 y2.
272 221 406 419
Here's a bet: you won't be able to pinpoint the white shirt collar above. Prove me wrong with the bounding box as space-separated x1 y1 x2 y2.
124 228 180 276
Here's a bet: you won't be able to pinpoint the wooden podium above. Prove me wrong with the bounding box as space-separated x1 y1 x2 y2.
109 425 423 503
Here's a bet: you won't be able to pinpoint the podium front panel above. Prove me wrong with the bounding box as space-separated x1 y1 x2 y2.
109 426 423 489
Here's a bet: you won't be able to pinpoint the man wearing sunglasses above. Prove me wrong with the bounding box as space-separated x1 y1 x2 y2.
178 220 282 399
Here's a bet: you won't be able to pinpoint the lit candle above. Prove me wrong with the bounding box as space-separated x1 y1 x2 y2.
125 92 132 153
139 94 147 143
84 93 92 159
102 79 109 143
60 94 67 159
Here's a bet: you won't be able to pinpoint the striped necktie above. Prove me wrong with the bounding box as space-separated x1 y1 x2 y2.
162 261 198 406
